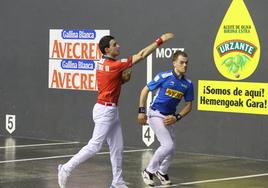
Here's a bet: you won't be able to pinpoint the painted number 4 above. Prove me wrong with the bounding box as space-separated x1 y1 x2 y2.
6 114 16 134
142 125 154 147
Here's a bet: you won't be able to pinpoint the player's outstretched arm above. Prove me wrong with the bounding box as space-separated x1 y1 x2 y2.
132 33 174 65
137 86 150 125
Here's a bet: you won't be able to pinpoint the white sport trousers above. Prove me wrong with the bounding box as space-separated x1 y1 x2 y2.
63 103 125 185
146 108 176 175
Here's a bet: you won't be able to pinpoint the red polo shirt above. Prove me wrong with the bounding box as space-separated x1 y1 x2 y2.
96 56 132 104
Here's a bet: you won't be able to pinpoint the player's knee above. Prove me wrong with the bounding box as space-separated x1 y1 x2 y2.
163 146 172 153
162 144 174 154
113 145 124 154
86 140 103 153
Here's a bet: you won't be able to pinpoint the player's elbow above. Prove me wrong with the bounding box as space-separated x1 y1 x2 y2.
122 75 131 84
132 53 144 64
140 86 150 98
188 106 192 113
186 102 193 112
142 86 150 93
121 70 131 84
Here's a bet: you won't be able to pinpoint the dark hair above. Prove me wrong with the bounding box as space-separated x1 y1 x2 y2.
172 50 188 62
99 35 114 54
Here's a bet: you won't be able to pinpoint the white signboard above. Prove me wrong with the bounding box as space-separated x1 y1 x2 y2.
6 114 16 134
49 29 110 91
142 125 155 147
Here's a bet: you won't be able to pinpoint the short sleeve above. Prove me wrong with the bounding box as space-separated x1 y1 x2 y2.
184 82 194 101
112 57 133 72
147 73 165 91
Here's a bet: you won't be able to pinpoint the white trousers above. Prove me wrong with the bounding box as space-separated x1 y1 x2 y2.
63 103 125 185
146 108 176 175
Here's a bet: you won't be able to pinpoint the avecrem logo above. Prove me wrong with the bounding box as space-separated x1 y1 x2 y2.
49 29 110 91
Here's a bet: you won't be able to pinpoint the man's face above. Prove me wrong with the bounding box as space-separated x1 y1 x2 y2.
106 39 120 57
173 55 188 74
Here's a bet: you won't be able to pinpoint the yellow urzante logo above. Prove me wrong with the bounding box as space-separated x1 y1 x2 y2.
213 0 260 80
165 88 184 99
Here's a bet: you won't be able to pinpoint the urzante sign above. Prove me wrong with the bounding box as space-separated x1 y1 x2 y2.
213 0 260 80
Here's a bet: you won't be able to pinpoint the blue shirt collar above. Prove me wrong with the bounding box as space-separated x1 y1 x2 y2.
172 70 184 80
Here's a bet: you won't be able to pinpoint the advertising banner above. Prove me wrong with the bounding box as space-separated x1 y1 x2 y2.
49 29 110 91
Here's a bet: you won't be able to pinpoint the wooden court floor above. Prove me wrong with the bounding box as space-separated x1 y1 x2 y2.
0 136 268 188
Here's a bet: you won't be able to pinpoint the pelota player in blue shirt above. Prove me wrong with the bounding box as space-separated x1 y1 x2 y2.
138 50 194 186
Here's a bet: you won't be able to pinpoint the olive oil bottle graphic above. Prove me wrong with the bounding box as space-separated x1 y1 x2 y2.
213 0 260 80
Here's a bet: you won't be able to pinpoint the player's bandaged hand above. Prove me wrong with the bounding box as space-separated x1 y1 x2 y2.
138 113 148 125
163 115 176 126
122 68 132 84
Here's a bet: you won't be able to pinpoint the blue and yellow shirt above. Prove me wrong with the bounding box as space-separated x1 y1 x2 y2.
147 70 194 115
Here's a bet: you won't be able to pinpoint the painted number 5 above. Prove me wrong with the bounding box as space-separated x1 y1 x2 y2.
6 114 16 134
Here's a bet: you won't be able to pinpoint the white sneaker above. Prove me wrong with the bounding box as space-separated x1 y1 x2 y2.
58 164 70 188
110 183 128 188
155 171 171 185
142 169 154 186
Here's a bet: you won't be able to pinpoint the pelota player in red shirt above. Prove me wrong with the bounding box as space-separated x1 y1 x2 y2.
58 33 174 188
